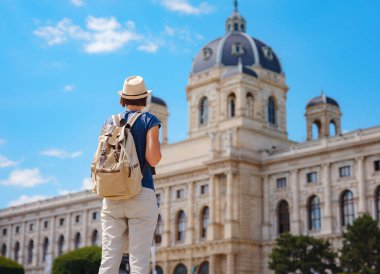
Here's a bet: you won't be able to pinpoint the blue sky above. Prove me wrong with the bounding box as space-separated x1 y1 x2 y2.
0 0 380 209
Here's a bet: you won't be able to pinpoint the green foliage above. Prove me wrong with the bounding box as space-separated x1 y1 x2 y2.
0 256 24 274
52 246 101 274
268 232 339 274
340 214 380 274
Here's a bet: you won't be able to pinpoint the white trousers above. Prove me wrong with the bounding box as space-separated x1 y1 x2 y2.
98 187 159 274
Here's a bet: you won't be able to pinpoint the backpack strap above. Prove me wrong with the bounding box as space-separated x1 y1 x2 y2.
112 114 122 127
126 112 142 129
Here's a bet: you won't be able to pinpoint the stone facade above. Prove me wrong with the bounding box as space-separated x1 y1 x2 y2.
1 4 380 274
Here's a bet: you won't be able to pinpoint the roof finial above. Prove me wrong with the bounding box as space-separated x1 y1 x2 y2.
234 0 238 12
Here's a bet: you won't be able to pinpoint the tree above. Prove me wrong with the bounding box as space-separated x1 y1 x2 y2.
340 214 380 274
0 256 24 274
268 232 339 274
52 246 101 274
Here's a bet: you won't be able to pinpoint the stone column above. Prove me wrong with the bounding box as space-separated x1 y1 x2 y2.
187 182 195 244
20 222 26 265
7 224 12 258
163 186 171 247
357 156 367 214
323 163 333 234
207 174 217 241
83 209 88 246
225 171 234 238
51 216 56 259
66 212 71 252
209 254 216 274
35 219 41 266
290 169 301 234
163 260 170 274
262 175 271 240
226 253 235 274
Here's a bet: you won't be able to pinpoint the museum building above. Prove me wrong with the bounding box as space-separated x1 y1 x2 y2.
1 2 380 274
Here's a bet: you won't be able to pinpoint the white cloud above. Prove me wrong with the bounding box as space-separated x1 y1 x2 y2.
8 194 49 207
70 0 84 7
41 149 82 159
64 85 76 92
0 168 52 187
138 42 160 53
0 155 19 168
34 16 142 54
158 0 214 15
82 177 93 190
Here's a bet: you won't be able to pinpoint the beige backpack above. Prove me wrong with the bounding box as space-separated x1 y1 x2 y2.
91 112 143 200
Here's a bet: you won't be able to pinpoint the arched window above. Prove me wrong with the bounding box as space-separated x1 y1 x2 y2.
329 120 337 136
174 263 187 274
312 120 322 140
199 97 208 126
74 232 81 249
154 266 164 274
227 93 236 118
268 96 276 124
176 210 186 242
246 93 254 118
201 207 209 239
58 235 65 256
198 261 209 274
341 190 355 226
14 241 20 262
42 237 49 262
91 230 99 246
1 243 6 257
376 187 380 222
308 195 321 231
278 200 290 234
155 214 163 244
27 239 34 264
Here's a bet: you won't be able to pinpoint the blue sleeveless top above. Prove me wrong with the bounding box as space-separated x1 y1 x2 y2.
105 110 161 190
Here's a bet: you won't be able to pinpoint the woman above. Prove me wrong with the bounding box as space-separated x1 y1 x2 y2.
98 76 162 274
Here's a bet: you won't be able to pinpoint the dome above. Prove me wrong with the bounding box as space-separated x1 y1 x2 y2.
191 2 282 75
151 95 167 107
306 92 339 108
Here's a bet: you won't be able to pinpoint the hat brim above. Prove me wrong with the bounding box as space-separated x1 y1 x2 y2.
118 90 152 99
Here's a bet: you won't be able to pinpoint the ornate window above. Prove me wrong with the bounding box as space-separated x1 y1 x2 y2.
199 97 209 126
227 93 236 118
278 200 290 234
155 266 164 274
42 237 49 262
1 243 6 257
198 261 209 274
307 172 318 183
309 195 321 231
246 93 254 118
201 207 209 239
74 232 81 249
155 214 162 244
376 187 380 222
14 241 20 262
268 96 276 125
58 235 64 255
262 46 274 60
27 239 34 264
276 177 287 189
91 230 99 246
341 190 355 226
202 47 213 60
176 210 186 242
374 160 380 172
174 263 187 274
231 42 244 56
339 166 351 177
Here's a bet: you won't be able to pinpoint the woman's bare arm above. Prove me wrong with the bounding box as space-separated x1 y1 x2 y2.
145 125 162 166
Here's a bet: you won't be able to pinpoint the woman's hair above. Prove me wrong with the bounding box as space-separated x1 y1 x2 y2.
120 97 147 107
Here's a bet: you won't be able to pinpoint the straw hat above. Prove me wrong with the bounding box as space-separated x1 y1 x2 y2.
118 76 152 99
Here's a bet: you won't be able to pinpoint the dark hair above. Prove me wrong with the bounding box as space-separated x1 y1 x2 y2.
120 97 147 107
